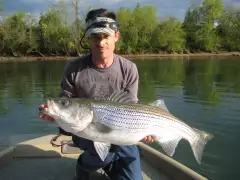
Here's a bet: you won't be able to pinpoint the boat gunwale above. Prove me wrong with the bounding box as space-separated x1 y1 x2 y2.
0 134 207 180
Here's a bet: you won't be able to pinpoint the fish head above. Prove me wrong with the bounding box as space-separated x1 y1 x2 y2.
46 98 93 133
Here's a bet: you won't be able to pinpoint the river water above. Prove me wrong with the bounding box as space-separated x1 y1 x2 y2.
0 57 239 180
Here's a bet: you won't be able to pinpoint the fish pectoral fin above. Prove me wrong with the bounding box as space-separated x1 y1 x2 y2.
156 135 182 156
93 122 112 133
149 99 169 112
93 141 111 161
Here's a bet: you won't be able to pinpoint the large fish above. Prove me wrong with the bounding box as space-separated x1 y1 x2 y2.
42 91 213 164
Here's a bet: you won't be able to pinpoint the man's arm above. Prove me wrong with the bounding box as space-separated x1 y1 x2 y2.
125 63 139 103
59 62 77 98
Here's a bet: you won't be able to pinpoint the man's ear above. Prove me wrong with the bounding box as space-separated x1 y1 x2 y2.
114 31 120 42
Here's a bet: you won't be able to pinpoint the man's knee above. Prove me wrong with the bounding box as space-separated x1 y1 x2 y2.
72 134 95 152
76 149 117 174
105 157 142 180
105 145 142 180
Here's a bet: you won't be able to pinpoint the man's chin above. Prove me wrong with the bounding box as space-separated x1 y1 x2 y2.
95 52 109 59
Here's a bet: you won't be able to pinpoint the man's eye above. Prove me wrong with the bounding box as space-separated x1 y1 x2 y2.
91 35 109 40
103 35 109 39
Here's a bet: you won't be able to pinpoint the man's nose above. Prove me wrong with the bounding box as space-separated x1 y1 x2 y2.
98 38 106 45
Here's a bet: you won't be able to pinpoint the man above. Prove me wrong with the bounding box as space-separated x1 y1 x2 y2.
40 8 153 180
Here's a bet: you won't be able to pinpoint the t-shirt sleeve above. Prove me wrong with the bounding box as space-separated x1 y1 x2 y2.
59 62 77 98
125 63 139 103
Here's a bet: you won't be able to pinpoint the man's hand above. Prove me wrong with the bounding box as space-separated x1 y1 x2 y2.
39 104 55 122
142 136 155 144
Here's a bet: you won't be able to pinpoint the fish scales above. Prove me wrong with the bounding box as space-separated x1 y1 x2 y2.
92 103 197 139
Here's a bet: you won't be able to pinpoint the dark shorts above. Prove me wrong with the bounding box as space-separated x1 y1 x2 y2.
72 135 143 180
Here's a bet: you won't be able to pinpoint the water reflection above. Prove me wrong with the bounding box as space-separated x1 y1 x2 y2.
1 59 240 106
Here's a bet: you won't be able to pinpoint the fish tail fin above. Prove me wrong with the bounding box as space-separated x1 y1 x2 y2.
190 128 214 164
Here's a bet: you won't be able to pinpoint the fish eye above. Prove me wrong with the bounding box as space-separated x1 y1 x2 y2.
59 99 70 106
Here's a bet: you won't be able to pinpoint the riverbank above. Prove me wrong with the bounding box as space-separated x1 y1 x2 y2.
123 52 240 59
0 52 239 62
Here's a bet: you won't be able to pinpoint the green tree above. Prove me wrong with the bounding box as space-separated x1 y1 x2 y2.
24 14 43 56
116 8 133 53
0 1 239 56
132 3 158 53
218 7 240 51
1 12 30 56
183 0 224 52
151 17 186 53
38 7 71 55
183 8 202 51
70 0 85 55
117 3 158 54
197 0 223 51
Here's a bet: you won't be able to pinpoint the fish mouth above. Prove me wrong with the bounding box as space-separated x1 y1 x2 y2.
40 99 55 116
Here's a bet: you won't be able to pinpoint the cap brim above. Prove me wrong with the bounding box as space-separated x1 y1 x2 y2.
86 27 115 37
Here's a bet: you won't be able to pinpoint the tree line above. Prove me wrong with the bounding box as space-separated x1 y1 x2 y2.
0 0 239 57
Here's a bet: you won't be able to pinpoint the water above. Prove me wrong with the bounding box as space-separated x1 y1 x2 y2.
0 57 240 180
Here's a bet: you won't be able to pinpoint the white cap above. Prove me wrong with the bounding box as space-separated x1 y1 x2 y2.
85 17 117 37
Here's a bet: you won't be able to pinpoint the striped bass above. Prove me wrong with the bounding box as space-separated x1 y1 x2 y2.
43 91 214 164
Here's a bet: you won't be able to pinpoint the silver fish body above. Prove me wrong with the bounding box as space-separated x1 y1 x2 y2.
45 92 213 164
88 103 192 145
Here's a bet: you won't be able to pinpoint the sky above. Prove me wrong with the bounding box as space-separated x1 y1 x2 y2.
1 0 240 20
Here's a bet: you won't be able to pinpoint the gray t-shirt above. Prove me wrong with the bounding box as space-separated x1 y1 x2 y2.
59 53 139 103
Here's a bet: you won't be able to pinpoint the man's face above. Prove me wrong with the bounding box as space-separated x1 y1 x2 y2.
89 32 120 59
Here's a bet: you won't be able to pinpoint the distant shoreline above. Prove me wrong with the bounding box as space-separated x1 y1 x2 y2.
0 52 239 62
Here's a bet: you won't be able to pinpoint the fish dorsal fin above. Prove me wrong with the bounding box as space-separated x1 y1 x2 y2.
108 91 134 103
149 99 169 112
